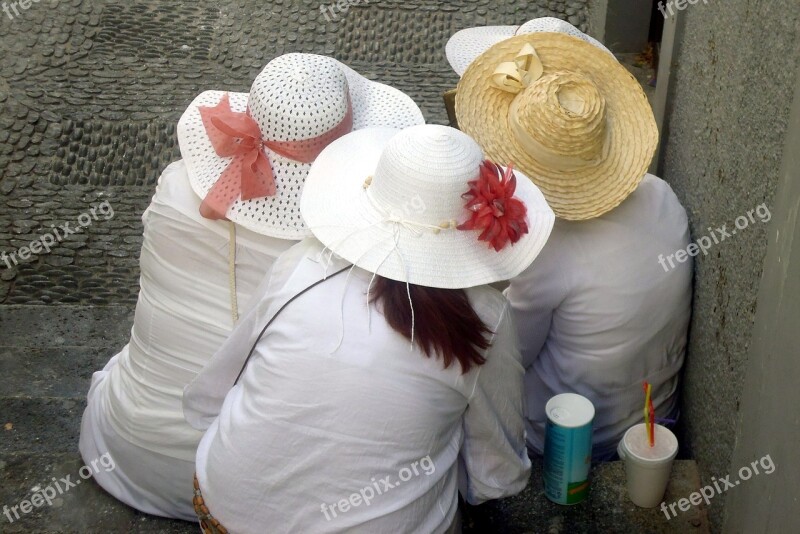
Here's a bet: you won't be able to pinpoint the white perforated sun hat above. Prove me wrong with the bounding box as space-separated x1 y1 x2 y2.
301 125 555 289
446 17 612 76
177 53 425 239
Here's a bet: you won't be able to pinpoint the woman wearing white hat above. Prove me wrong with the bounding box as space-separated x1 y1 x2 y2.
182 124 555 533
449 19 693 460
78 53 424 521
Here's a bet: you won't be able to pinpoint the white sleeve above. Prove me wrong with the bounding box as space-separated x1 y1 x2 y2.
181 239 307 430
182 270 275 431
181 238 341 430
459 303 531 505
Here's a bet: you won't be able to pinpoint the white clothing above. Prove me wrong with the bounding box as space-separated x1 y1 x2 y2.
79 160 295 520
184 238 531 533
79 352 197 520
506 175 692 460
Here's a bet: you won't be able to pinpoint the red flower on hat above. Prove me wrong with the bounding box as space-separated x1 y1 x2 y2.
458 161 529 252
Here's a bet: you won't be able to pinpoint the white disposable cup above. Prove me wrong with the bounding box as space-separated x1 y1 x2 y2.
617 423 678 508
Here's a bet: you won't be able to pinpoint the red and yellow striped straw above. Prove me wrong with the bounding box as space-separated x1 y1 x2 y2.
643 382 654 447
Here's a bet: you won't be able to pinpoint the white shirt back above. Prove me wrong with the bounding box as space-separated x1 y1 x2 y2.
100 161 294 460
187 239 531 533
506 175 693 459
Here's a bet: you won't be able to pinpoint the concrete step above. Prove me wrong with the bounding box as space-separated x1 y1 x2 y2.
0 305 710 533
0 305 194 532
1 347 117 399
0 452 194 533
0 305 134 350
0 306 133 457
462 459 710 533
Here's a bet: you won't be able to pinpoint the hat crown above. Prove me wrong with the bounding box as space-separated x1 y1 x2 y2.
518 17 578 36
511 71 608 169
517 17 612 55
247 53 350 143
369 125 483 224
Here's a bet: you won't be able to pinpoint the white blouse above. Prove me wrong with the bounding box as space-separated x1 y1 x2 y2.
98 160 294 461
184 238 531 534
506 175 693 460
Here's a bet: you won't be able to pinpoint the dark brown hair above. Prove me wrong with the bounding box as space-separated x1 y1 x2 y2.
371 276 493 374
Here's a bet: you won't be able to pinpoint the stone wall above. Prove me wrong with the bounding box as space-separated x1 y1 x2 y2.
657 0 800 530
0 0 595 306
724 59 800 534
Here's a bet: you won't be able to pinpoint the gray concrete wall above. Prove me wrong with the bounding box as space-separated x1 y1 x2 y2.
657 1 800 530
586 0 609 43
722 59 800 534
603 0 651 52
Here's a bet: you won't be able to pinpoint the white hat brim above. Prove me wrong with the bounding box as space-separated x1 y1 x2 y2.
301 128 556 289
177 60 425 240
445 19 614 77
446 26 519 77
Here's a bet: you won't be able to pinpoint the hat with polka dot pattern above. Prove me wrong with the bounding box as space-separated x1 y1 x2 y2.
445 17 613 77
177 53 425 239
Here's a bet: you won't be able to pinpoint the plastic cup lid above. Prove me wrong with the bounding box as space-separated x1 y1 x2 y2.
546 393 595 428
624 423 678 462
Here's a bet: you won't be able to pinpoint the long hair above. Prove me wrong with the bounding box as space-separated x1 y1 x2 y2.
370 276 493 374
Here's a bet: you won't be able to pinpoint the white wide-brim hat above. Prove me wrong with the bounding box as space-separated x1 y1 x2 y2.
446 17 613 76
301 125 555 289
177 53 425 240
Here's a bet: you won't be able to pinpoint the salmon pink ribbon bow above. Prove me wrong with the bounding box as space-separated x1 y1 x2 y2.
197 93 354 220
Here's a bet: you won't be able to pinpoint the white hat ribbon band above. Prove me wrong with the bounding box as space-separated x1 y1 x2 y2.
362 181 458 236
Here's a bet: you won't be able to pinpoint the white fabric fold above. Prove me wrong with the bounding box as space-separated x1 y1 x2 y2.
183 240 352 430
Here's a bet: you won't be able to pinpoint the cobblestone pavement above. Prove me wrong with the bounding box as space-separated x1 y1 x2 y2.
0 0 591 307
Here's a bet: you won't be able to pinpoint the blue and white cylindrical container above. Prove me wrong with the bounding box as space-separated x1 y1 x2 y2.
543 393 595 505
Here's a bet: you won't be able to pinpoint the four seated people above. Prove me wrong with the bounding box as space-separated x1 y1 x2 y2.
77 17 692 533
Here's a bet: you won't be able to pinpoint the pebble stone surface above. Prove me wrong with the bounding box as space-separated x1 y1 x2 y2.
0 0 590 306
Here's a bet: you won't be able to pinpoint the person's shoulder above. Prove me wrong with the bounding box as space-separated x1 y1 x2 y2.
157 159 188 184
274 238 353 284
465 285 509 326
152 159 194 203
624 174 688 220
275 238 329 272
637 174 681 204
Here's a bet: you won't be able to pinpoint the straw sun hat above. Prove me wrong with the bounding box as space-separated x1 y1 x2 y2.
177 53 424 239
301 125 555 289
454 28 658 220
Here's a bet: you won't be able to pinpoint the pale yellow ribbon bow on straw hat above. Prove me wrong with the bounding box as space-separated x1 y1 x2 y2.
491 43 544 94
